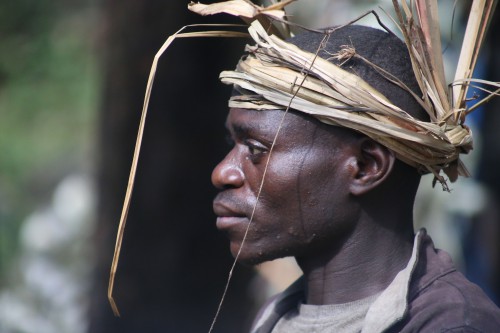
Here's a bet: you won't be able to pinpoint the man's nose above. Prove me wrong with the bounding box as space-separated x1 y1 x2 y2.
211 154 244 189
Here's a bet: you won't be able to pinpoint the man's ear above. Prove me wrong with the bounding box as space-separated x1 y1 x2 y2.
349 137 395 196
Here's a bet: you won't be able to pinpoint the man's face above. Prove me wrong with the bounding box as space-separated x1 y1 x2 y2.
211 108 358 265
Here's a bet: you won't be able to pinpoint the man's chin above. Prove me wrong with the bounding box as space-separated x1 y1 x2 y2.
229 244 289 266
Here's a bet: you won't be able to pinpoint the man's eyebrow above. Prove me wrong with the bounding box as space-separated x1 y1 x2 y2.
225 122 255 138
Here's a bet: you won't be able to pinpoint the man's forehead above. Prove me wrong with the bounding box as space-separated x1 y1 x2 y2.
224 107 352 151
226 108 277 129
225 108 316 133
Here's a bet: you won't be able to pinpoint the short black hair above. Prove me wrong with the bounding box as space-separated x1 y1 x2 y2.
288 25 428 121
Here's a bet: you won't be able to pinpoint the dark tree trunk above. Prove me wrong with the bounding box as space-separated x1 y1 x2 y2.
89 1 256 332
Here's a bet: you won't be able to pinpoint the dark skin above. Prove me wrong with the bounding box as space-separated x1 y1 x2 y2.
212 108 418 305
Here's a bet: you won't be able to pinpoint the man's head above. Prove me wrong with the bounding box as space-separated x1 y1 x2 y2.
212 25 423 265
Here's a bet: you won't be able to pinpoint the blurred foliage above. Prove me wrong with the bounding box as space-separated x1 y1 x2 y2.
0 0 99 283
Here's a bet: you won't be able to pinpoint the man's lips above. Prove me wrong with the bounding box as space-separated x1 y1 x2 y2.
216 216 249 231
213 200 249 230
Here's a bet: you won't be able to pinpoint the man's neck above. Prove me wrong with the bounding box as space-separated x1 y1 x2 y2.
296 220 414 305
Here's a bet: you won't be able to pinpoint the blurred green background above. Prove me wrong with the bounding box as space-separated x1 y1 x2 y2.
0 1 98 332
0 0 98 282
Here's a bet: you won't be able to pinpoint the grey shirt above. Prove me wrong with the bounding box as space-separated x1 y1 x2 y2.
272 292 381 332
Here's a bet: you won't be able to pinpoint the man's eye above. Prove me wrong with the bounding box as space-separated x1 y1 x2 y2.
248 145 265 155
245 140 267 157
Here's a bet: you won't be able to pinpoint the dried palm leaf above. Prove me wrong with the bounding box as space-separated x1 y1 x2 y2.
188 0 294 38
392 0 498 179
453 0 498 109
107 24 253 317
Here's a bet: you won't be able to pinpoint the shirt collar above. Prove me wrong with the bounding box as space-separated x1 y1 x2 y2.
361 229 425 333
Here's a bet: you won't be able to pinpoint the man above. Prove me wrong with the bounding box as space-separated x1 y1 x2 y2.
211 23 500 332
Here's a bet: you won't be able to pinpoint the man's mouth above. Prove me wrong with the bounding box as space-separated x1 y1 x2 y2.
216 216 249 231
213 200 248 230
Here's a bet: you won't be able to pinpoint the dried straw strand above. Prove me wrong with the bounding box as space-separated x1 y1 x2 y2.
107 24 251 317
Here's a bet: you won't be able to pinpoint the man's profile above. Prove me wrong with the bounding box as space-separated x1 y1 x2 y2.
211 22 500 333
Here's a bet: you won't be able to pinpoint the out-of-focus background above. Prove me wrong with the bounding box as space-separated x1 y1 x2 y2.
0 1 499 332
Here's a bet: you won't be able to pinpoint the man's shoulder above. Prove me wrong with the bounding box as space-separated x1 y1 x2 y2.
406 270 499 331
392 234 500 332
